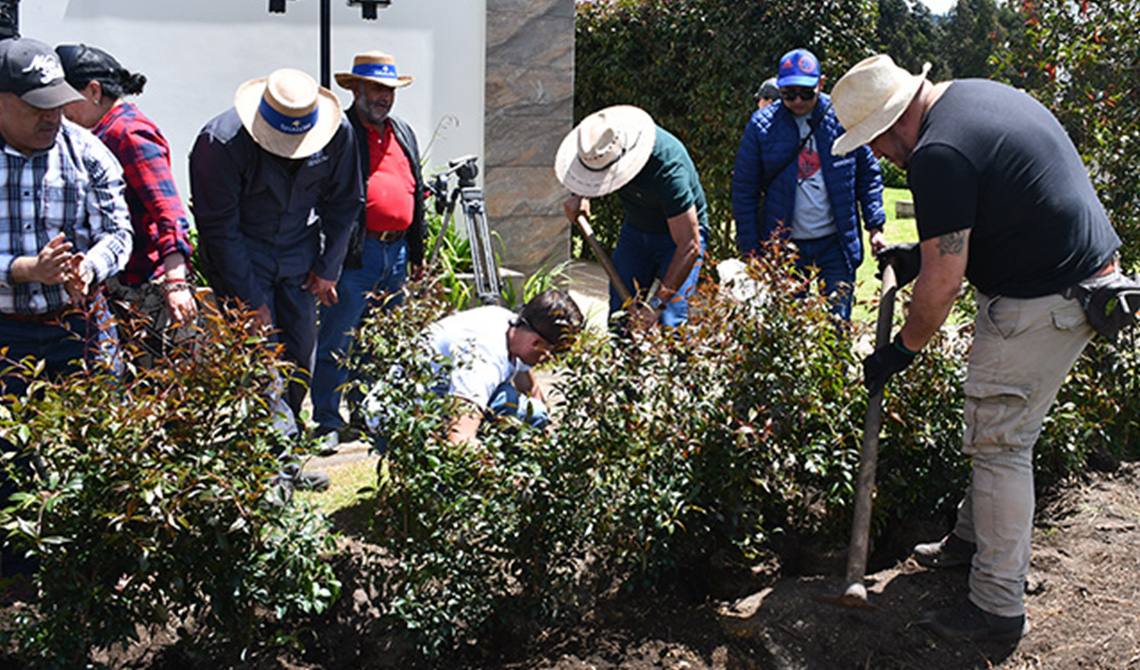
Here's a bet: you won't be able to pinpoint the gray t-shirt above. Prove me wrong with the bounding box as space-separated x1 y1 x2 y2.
790 113 836 240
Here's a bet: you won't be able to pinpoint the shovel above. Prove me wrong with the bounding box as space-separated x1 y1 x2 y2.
572 213 633 305
815 261 898 610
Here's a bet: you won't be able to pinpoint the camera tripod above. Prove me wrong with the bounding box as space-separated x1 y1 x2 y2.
425 155 502 305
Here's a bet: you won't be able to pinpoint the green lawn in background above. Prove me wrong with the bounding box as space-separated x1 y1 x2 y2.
853 186 919 323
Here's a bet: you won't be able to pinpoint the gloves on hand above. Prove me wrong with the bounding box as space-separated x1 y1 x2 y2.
876 242 922 288
862 334 918 396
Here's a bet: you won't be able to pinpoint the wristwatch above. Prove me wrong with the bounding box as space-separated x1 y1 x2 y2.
647 295 664 311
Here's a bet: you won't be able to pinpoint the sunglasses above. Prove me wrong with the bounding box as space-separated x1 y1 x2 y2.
517 316 574 353
780 87 817 102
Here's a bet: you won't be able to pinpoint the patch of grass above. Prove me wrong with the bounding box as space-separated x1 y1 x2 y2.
853 186 918 323
299 456 381 521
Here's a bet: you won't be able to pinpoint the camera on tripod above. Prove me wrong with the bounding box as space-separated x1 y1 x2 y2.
452 155 478 188
425 155 503 305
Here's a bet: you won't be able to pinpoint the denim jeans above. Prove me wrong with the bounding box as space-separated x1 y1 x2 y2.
312 236 407 431
609 223 708 327
791 233 855 321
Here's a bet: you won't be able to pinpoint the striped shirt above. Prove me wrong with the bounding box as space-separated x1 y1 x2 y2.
92 101 192 285
0 120 132 315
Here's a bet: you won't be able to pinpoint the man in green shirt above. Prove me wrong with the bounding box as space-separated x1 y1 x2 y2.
556 105 707 330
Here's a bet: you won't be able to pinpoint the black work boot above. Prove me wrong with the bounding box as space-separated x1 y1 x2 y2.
913 533 976 569
922 600 1029 642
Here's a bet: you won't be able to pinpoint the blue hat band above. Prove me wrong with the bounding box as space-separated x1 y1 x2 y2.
258 97 318 135
352 62 398 80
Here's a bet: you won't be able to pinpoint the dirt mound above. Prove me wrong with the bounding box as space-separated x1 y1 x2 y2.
437 462 1140 670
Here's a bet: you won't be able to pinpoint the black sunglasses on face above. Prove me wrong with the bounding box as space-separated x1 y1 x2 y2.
780 87 817 102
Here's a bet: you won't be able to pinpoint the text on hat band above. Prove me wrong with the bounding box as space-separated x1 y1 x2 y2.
258 97 319 135
352 62 398 80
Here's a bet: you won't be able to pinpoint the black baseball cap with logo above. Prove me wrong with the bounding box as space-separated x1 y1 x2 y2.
0 37 85 109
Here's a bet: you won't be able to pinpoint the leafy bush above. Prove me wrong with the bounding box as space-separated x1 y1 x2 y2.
877 157 908 189
0 301 340 666
1038 331 1140 482
349 248 891 655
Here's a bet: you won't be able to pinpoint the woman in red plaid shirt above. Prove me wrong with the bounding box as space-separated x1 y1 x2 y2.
55 43 197 365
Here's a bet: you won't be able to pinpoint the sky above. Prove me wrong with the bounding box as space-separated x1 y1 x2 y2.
918 0 956 14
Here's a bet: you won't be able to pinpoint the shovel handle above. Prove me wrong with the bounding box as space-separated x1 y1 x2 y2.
573 213 633 305
842 262 899 598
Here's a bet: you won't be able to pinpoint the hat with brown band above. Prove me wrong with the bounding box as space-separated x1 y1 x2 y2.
234 68 342 159
831 54 931 156
554 105 656 198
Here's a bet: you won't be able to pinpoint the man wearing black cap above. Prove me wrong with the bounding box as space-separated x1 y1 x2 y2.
754 77 779 111
0 37 133 576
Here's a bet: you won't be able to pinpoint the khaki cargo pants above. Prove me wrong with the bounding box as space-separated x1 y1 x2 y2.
950 291 1093 618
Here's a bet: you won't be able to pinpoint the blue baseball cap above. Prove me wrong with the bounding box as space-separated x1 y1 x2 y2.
777 48 821 88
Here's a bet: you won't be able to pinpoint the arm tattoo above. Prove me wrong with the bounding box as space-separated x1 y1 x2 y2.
935 230 967 257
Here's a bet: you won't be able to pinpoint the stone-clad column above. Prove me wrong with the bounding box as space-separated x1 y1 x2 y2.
484 0 575 277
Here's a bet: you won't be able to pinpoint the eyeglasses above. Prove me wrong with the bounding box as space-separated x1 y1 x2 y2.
780 87 817 102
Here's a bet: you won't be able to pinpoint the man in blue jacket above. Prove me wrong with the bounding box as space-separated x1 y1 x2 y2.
190 68 362 491
731 48 886 321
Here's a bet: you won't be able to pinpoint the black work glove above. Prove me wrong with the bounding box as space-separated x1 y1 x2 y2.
876 242 922 288
862 334 918 396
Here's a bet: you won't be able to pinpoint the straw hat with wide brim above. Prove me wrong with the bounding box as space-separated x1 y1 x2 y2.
554 105 656 198
335 51 413 90
831 55 932 156
235 68 342 159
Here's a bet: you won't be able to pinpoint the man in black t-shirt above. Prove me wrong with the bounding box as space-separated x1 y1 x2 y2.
830 55 1121 643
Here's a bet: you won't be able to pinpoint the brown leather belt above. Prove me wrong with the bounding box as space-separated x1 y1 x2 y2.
366 229 407 243
0 308 69 324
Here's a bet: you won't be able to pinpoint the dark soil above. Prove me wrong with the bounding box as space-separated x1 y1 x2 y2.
21 462 1140 669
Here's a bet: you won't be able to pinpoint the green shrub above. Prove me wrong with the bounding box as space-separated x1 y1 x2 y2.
877 157 908 189
349 249 879 654
0 302 340 667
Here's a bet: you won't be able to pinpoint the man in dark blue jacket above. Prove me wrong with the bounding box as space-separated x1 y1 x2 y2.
731 48 886 321
190 68 362 466
310 51 426 453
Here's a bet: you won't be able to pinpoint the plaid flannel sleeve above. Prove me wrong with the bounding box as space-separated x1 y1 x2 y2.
79 135 134 283
116 122 193 262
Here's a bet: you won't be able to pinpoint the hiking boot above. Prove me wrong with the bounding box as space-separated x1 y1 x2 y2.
922 600 1029 642
312 427 341 456
338 425 363 444
271 463 331 494
913 533 976 569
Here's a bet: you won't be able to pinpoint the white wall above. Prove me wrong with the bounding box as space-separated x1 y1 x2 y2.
22 0 485 215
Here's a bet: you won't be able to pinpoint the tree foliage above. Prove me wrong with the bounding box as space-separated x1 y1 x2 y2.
991 0 1140 262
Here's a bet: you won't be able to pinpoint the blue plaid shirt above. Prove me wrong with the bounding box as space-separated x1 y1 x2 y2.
0 121 132 315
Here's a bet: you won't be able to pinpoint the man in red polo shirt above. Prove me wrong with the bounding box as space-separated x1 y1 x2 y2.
311 50 426 452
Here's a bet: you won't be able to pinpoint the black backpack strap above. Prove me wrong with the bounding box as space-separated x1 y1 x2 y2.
763 101 830 192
